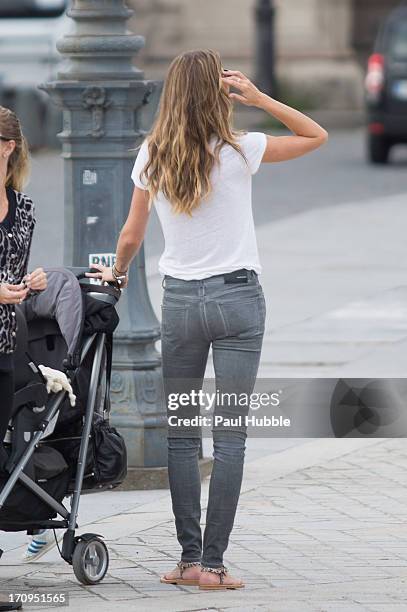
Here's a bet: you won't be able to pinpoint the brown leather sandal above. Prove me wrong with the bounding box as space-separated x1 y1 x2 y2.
199 565 245 590
160 560 201 586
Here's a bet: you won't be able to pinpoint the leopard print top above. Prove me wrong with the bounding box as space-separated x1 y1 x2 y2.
0 190 36 354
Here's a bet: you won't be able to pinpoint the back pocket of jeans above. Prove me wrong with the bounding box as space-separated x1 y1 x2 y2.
161 304 188 344
219 295 264 338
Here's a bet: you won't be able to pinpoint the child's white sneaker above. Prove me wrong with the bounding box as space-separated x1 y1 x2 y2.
21 529 59 562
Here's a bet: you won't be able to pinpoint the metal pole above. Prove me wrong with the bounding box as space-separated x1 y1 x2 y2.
43 0 168 470
254 0 277 97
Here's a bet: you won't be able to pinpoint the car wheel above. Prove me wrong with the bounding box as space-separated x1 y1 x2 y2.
368 133 391 164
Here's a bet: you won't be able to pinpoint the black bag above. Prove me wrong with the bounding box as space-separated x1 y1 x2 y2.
52 413 127 490
88 414 127 487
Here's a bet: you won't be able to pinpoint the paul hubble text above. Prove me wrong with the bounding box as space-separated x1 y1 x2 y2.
168 415 291 428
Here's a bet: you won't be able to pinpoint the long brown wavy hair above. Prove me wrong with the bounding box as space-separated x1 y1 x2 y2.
138 49 248 215
0 106 30 192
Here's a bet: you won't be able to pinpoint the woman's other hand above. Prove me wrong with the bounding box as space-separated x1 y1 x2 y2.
24 267 47 292
0 282 29 304
221 69 263 107
85 263 128 288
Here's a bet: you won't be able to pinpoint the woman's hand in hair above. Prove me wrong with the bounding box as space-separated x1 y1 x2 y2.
221 70 263 107
24 268 47 292
0 282 29 304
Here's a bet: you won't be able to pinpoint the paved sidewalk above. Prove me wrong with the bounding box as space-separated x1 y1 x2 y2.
2 437 407 611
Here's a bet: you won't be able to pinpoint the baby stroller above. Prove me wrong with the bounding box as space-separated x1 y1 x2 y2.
0 267 127 585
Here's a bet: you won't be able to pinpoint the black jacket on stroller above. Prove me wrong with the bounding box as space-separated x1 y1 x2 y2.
0 268 127 540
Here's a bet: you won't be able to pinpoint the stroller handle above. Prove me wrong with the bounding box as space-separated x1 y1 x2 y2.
67 266 115 282
66 267 122 304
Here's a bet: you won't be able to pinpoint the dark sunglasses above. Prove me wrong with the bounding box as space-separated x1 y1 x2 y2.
0 136 12 142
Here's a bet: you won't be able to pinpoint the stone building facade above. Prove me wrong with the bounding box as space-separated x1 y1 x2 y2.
128 0 402 111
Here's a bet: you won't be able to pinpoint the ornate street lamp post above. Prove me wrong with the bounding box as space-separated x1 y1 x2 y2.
254 0 277 97
44 0 168 475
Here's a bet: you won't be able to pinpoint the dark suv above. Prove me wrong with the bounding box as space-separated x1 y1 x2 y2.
365 5 407 163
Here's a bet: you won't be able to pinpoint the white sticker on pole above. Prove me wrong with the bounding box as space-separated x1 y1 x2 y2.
88 253 116 284
83 170 98 185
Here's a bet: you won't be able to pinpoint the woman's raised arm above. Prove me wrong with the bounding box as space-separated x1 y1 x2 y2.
222 69 328 163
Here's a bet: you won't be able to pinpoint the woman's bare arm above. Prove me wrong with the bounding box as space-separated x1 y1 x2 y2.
114 187 150 273
85 186 150 285
255 93 328 162
222 69 328 163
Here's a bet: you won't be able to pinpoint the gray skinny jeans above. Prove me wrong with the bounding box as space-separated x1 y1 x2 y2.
161 270 266 569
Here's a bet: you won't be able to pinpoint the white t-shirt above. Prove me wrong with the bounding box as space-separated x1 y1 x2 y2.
131 131 267 280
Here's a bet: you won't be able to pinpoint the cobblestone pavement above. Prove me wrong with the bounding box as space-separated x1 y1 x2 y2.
1 438 407 611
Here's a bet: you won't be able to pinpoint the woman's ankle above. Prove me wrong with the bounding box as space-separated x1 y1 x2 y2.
179 560 201 568
201 563 227 573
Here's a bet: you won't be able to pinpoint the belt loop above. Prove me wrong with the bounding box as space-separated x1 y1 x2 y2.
161 276 166 289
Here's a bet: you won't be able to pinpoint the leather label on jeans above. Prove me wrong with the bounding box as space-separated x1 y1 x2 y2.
223 270 248 284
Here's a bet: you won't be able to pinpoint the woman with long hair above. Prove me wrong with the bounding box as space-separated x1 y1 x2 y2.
88 49 328 590
0 106 47 450
0 107 48 607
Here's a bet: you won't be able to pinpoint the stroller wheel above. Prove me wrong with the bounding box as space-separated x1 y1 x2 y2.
72 537 109 585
